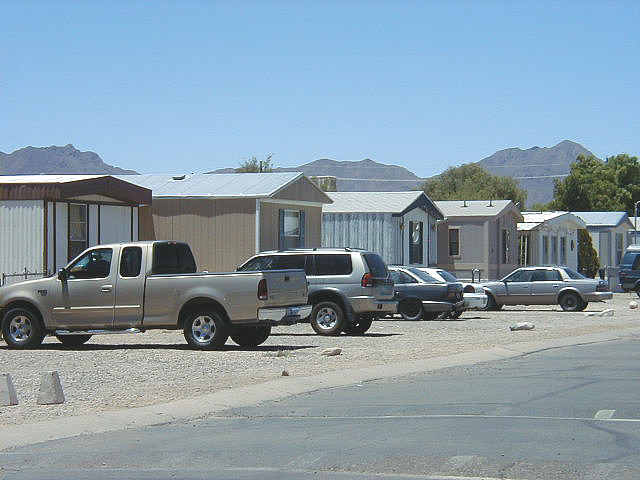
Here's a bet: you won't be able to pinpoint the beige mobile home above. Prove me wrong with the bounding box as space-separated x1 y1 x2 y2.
121 173 332 272
435 200 523 281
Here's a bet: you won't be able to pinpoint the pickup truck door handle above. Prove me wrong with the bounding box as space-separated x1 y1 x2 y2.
552 284 560 288
100 285 113 293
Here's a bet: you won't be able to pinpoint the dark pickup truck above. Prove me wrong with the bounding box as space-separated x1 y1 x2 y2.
388 266 465 321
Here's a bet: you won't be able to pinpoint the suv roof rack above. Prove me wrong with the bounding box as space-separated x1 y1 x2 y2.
261 247 369 253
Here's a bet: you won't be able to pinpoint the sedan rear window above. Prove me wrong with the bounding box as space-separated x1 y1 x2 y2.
563 267 586 279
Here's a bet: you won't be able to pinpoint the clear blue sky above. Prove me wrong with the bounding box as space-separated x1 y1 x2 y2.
2 0 639 177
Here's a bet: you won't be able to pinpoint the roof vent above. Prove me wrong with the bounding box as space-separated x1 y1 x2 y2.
462 200 468 207
172 175 186 181
488 199 493 207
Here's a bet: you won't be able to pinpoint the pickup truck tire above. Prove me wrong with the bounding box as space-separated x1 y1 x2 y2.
2 307 45 349
343 314 373 335
56 334 92 347
310 301 345 336
230 325 271 348
183 309 229 350
399 299 423 321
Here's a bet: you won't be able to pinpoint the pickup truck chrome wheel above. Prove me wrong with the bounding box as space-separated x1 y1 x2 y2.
2 307 45 349
310 301 345 336
183 309 229 350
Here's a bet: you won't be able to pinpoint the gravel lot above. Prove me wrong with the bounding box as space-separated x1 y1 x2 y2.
1 293 639 426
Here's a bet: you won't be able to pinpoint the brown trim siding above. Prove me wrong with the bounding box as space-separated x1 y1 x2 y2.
52 201 57 271
143 198 256 272
43 200 48 274
271 176 331 204
260 202 322 251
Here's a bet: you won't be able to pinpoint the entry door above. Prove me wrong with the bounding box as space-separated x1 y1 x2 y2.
52 248 116 329
409 221 423 264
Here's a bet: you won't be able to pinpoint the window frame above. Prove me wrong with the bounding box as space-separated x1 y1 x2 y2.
68 203 89 262
66 248 113 280
448 228 460 257
119 246 143 278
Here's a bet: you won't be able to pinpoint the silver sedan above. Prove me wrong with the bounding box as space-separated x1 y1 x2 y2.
480 266 612 312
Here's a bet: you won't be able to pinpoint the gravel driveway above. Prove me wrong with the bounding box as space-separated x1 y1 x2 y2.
1 293 638 426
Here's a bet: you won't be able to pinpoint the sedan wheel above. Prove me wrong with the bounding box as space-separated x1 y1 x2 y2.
399 299 423 321
559 292 581 312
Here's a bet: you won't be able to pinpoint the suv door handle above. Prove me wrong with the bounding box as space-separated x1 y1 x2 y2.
101 285 113 293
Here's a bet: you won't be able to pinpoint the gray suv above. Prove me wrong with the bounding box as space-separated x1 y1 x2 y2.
237 248 397 335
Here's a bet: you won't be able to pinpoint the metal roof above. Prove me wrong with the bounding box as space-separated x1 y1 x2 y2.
435 200 515 218
0 174 106 184
113 172 304 199
573 211 631 228
518 211 586 231
323 191 443 218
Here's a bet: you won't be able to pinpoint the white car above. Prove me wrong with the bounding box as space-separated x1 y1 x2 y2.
416 268 488 312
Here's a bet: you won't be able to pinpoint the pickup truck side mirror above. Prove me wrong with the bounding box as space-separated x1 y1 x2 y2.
58 268 68 281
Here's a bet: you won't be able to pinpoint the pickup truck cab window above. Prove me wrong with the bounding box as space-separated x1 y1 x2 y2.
67 248 113 279
120 247 143 278
152 242 196 275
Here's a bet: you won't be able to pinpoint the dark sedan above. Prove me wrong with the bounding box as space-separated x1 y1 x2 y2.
388 266 465 320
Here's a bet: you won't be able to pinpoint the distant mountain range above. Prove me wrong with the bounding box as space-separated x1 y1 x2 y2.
1 140 598 206
477 140 596 206
0 145 137 175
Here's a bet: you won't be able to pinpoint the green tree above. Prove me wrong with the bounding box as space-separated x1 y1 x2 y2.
421 163 527 207
577 229 599 278
552 154 640 214
236 154 274 173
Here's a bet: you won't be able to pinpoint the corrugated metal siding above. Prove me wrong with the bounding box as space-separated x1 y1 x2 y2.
100 205 132 244
322 213 399 265
260 202 322 251
0 200 44 277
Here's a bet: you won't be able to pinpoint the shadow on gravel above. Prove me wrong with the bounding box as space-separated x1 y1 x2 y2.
0 344 317 352
269 332 401 338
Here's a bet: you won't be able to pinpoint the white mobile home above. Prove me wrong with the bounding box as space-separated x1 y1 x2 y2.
0 175 151 283
322 191 444 266
517 211 586 270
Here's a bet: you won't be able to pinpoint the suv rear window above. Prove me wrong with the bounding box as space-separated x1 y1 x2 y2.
363 253 388 278
314 254 352 276
152 242 197 275
621 251 640 270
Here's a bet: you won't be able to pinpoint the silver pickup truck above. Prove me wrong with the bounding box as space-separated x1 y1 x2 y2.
0 241 311 350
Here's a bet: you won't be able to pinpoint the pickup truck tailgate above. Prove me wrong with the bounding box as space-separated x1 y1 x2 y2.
261 269 308 307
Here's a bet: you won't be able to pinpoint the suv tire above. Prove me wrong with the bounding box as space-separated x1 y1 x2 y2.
310 301 345 336
230 325 271 348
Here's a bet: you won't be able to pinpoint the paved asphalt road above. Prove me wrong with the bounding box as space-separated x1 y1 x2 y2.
2 338 640 480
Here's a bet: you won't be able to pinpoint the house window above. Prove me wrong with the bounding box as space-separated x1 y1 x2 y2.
616 232 624 265
501 229 510 264
551 236 558 265
68 203 88 261
542 235 549 264
279 209 305 249
519 234 529 266
409 221 423 264
560 237 567 265
448 228 460 257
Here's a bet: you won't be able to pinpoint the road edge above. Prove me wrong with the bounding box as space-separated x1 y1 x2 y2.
2 327 639 450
